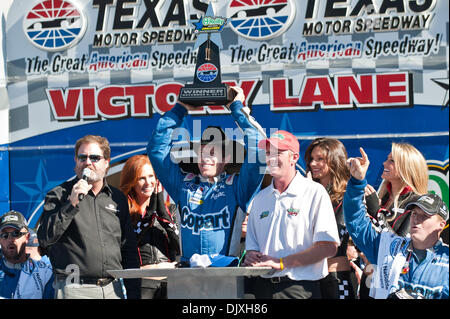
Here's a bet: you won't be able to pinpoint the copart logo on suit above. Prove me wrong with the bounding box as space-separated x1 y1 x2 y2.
227 0 296 40
23 0 87 51
181 206 230 235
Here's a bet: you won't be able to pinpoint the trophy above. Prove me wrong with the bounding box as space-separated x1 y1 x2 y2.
178 4 234 107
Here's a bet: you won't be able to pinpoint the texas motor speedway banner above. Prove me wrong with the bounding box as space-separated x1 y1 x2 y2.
2 0 449 227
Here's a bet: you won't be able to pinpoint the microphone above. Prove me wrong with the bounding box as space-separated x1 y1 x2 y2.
78 168 92 201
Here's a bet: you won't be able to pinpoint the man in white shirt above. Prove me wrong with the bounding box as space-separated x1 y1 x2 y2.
243 130 340 299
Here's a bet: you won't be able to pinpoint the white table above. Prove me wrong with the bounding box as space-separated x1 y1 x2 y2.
108 267 273 299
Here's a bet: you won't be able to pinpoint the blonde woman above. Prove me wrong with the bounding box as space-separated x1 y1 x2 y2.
354 143 429 299
365 143 428 237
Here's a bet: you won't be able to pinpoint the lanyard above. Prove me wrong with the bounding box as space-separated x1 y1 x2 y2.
401 251 413 275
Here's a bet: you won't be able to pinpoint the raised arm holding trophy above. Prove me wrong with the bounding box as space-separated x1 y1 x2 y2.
178 4 235 107
147 3 266 263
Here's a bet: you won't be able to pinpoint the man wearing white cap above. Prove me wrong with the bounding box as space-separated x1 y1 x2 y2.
244 130 340 299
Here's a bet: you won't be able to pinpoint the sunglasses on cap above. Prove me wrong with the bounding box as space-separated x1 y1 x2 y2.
77 154 104 163
0 231 28 240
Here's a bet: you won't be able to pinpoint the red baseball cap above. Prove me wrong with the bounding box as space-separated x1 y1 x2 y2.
258 130 299 154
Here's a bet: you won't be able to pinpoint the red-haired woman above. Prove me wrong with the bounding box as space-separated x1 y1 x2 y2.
120 155 180 299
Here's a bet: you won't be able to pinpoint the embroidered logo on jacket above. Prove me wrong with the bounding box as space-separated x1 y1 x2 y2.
287 208 299 216
105 204 119 212
389 238 409 257
225 174 235 185
260 211 269 219
189 187 205 205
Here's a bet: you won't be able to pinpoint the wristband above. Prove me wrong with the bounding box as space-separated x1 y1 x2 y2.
279 258 284 270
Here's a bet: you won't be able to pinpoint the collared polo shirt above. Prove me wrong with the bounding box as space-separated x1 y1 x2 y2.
246 171 340 281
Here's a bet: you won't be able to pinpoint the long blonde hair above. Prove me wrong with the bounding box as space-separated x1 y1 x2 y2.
378 143 428 208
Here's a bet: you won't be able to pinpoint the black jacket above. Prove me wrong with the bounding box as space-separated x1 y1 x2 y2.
365 185 416 237
135 192 180 265
332 200 350 258
37 178 141 298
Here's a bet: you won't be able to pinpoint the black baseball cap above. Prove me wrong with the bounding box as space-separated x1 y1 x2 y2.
191 126 236 148
406 193 449 222
0 210 28 231
189 126 245 162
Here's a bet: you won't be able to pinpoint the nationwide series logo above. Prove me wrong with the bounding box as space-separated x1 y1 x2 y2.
193 16 227 33
23 0 86 51
227 0 295 40
427 160 449 208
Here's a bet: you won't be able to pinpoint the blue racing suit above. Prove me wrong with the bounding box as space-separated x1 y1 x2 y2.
0 256 54 299
343 177 449 299
148 101 265 260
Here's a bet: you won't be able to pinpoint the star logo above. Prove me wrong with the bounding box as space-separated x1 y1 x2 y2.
193 19 204 32
431 78 449 109
14 160 65 222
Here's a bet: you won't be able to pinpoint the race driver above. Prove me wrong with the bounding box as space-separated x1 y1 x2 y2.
147 86 266 261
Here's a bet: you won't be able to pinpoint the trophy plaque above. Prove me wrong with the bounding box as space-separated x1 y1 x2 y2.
178 5 233 107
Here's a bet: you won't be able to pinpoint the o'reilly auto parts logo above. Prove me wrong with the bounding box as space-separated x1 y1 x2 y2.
23 0 86 51
227 0 295 40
